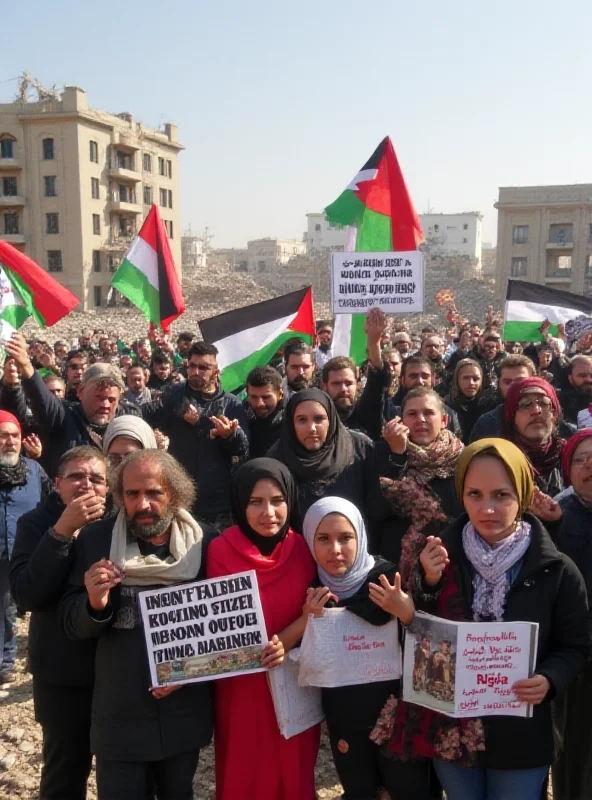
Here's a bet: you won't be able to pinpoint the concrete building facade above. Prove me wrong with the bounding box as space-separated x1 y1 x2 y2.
247 238 306 272
0 85 183 310
420 212 483 270
495 185 592 296
305 212 347 255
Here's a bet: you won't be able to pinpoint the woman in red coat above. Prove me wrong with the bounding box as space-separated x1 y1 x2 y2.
207 457 320 800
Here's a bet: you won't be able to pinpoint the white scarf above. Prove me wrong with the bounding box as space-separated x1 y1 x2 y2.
109 507 203 586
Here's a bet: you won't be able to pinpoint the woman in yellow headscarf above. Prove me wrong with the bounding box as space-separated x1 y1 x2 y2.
387 438 589 800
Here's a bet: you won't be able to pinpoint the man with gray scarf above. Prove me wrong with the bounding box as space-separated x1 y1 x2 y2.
60 450 218 800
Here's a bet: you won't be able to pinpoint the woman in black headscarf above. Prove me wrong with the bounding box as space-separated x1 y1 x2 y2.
206 458 320 800
445 358 483 443
267 388 397 535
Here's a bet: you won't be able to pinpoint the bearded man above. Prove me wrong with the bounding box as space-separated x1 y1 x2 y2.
60 450 218 800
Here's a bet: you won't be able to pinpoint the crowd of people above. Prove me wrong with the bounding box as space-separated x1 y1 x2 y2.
1 308 591 800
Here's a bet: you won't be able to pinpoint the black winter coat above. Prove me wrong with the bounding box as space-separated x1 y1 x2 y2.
141 384 249 518
420 513 589 769
319 558 401 733
9 492 99 686
374 452 463 566
554 493 592 636
59 516 218 761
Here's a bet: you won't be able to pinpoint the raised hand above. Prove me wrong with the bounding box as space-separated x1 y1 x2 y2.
183 404 200 426
209 415 239 440
84 558 124 611
383 417 409 455
420 536 449 586
368 572 414 624
364 308 388 343
302 586 337 618
22 434 42 460
529 487 563 523
53 491 106 539
2 358 20 387
260 634 285 669
4 333 34 379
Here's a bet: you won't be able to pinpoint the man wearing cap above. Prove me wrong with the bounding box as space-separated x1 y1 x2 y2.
2 333 139 478
0 410 51 684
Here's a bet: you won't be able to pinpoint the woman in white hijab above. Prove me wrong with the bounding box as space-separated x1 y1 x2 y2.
102 416 158 473
279 497 431 800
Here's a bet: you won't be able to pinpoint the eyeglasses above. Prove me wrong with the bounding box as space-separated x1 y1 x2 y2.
62 471 107 486
572 454 592 467
517 397 553 411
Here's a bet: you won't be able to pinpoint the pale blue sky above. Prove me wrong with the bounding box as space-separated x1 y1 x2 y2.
3 0 591 247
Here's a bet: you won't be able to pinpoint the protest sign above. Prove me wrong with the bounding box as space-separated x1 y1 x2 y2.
268 652 324 739
138 570 268 688
330 251 424 314
403 612 539 718
298 608 400 688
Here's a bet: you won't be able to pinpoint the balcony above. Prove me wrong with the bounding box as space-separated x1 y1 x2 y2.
0 195 25 208
1 233 25 245
546 238 573 249
108 164 141 182
108 195 142 214
0 158 21 171
102 233 136 252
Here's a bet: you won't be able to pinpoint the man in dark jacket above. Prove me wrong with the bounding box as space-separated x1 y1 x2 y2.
63 350 88 402
2 333 138 478
243 366 285 458
0 410 51 683
60 450 217 800
470 355 537 442
10 446 108 800
141 342 249 529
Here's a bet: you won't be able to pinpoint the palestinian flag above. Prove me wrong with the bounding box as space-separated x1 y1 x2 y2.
111 204 184 331
0 240 79 340
325 137 423 363
504 280 592 342
199 287 315 392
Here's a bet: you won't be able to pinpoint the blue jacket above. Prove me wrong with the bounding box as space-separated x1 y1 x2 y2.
0 457 51 558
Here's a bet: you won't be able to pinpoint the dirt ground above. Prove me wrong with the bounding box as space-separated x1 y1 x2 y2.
0 616 343 800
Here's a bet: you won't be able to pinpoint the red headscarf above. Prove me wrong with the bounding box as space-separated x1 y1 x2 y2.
0 411 21 432
561 429 592 486
503 376 563 478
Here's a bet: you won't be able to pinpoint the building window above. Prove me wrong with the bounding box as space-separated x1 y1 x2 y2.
158 157 165 176
44 176 56 197
463 223 469 230
47 250 63 272
42 138 54 160
90 141 99 163
4 212 19 235
115 151 133 170
159 188 168 207
91 177 100 200
546 253 572 277
0 138 14 159
167 160 172 178
166 220 174 238
512 225 529 244
589 223 592 243
2 177 17 196
315 223 321 232
92 214 101 235
46 213 59 234
92 250 101 272
168 189 173 209
93 286 102 308
433 224 439 232
462 238 468 244
510 257 527 278
119 184 129 203
548 224 573 245
108 255 118 273
586 255 592 276
143 153 152 172
143 185 153 205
